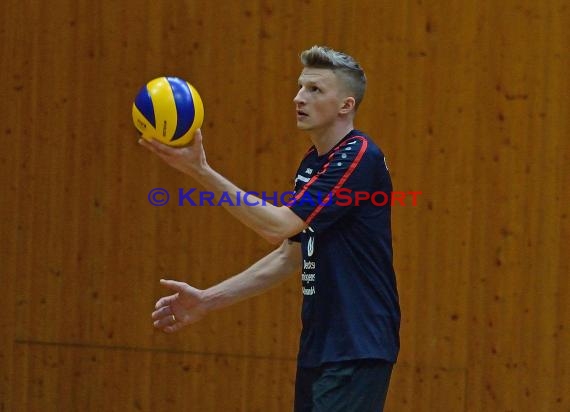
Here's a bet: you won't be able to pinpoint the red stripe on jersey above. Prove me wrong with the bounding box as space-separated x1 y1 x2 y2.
292 142 345 201
293 136 368 224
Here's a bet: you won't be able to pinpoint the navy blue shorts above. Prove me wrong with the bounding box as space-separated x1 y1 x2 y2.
294 359 393 412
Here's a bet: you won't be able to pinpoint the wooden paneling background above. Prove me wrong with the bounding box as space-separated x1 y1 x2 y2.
1 0 568 411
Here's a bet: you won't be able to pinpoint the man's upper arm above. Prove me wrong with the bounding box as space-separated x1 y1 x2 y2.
277 206 308 238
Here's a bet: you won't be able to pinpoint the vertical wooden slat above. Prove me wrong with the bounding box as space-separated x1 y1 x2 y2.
0 0 20 407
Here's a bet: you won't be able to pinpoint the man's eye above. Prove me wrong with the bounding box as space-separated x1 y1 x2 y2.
311 86 320 92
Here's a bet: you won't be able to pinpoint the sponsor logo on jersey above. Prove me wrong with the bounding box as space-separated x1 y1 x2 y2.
307 236 314 257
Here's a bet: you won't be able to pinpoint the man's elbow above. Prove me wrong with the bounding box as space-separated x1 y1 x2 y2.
264 234 286 245
260 207 306 245
262 229 293 245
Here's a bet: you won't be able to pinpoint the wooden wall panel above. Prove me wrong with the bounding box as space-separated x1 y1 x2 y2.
1 0 568 411
12 342 296 411
385 363 467 411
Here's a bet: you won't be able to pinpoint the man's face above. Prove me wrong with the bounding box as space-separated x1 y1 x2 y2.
294 68 346 131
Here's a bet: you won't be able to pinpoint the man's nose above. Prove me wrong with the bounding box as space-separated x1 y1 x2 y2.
294 89 304 105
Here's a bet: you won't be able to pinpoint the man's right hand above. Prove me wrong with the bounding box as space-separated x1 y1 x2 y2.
138 129 209 177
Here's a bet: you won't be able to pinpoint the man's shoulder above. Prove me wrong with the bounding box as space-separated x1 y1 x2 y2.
348 130 384 156
338 131 385 166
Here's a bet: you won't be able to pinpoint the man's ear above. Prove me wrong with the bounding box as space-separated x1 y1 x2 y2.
339 96 356 114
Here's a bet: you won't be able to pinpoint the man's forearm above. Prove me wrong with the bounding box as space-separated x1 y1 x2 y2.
201 241 300 312
193 165 306 243
139 135 306 243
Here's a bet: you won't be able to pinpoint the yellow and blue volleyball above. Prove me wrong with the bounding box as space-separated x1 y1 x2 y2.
132 76 204 146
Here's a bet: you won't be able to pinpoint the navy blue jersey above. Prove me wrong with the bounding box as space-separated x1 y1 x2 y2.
288 129 400 368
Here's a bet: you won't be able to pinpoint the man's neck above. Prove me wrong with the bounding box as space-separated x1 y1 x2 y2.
309 122 355 156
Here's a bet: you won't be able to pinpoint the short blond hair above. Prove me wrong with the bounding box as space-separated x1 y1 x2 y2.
300 45 367 110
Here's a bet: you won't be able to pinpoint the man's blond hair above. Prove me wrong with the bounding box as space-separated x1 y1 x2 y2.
300 45 367 110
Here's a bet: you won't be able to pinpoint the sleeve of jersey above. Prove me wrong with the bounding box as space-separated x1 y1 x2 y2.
287 136 371 234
